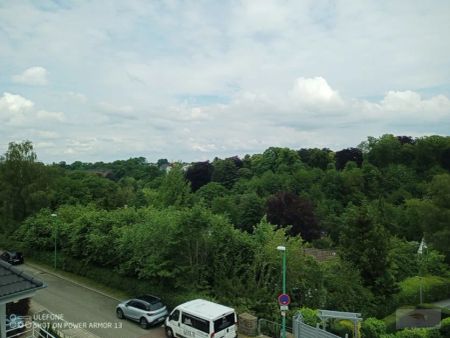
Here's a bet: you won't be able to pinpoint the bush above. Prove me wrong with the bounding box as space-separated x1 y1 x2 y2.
298 307 319 326
397 276 450 306
329 319 355 337
439 317 450 337
361 317 387 338
394 328 440 337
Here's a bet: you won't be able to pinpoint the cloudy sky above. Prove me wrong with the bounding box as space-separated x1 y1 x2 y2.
1 0 449 163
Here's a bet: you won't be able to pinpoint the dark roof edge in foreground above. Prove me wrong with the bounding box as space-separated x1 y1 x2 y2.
0 260 45 287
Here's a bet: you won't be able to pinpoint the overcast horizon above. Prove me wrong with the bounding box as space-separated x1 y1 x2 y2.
1 1 450 164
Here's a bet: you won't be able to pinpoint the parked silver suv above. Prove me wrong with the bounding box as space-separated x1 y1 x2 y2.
116 295 168 329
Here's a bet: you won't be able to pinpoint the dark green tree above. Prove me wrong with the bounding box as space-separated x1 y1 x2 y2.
0 141 53 233
338 204 398 298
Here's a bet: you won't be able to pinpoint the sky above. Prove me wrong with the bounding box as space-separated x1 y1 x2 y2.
1 0 449 164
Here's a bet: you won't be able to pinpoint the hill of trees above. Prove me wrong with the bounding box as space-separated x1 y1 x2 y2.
0 134 449 325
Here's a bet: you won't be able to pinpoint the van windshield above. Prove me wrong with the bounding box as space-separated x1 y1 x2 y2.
214 313 235 332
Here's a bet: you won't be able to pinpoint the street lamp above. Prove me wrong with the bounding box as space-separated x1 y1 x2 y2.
51 213 57 269
277 245 286 338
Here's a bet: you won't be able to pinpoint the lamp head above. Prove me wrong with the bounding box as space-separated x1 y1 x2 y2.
51 213 57 217
277 246 286 251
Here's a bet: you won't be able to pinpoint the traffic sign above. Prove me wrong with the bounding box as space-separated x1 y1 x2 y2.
278 293 291 306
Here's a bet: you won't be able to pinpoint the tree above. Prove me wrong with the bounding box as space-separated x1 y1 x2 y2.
235 193 265 232
366 134 402 168
0 141 53 233
335 148 363 170
298 148 332 170
185 161 213 192
266 191 320 240
159 165 192 207
338 204 398 299
251 147 302 175
212 158 239 189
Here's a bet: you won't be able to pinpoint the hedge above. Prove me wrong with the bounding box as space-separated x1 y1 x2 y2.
397 276 450 306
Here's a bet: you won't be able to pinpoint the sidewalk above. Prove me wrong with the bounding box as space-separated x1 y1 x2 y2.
432 298 450 309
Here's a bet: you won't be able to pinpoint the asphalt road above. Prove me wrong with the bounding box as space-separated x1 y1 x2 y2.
20 264 166 338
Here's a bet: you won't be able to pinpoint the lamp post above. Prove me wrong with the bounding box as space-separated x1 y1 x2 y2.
51 213 57 269
277 245 287 338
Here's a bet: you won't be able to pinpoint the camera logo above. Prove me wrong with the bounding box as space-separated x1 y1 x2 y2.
5 314 31 330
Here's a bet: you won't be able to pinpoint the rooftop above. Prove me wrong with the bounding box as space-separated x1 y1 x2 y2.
0 260 46 303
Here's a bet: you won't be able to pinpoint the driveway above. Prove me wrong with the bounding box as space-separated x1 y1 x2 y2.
20 264 166 338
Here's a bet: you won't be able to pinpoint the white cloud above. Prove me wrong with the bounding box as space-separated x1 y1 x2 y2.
0 2 449 162
290 77 344 109
0 92 65 126
0 92 34 125
65 92 87 103
98 102 134 114
36 110 65 121
381 91 450 117
12 66 48 86
0 92 34 113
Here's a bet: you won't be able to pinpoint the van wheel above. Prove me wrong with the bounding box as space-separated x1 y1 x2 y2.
166 327 174 338
140 317 148 329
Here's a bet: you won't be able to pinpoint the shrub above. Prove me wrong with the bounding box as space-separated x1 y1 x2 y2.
329 319 355 337
394 328 440 338
298 307 319 326
440 317 450 337
361 317 387 338
397 276 450 306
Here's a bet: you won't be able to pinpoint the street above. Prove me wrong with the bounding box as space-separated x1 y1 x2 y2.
20 264 166 338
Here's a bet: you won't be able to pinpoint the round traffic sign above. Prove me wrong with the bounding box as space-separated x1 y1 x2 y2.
278 293 291 306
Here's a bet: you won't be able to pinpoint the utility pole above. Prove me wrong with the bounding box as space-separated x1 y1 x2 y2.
277 246 287 338
51 213 58 269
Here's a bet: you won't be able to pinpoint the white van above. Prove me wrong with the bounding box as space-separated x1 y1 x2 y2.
165 299 238 338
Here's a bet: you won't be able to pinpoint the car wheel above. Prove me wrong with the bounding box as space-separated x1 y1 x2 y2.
116 309 124 319
166 327 174 338
140 317 148 329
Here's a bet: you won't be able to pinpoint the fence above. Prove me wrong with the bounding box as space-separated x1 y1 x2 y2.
292 313 341 338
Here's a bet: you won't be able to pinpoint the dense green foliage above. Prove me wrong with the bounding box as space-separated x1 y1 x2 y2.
0 134 449 321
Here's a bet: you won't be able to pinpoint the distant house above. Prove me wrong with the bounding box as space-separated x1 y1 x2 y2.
159 163 171 173
0 261 46 338
303 248 337 262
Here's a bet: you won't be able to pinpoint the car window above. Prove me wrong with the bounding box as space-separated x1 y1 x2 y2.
148 301 164 311
182 313 210 333
134 301 146 310
214 313 236 332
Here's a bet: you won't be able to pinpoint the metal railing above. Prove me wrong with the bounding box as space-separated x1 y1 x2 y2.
6 320 58 338
257 318 292 338
292 313 340 338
